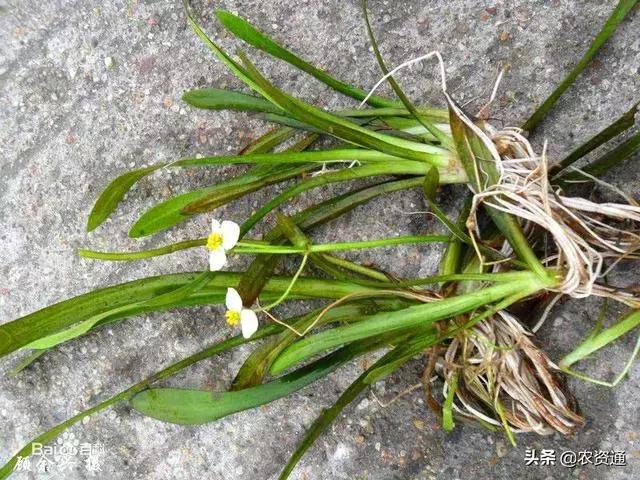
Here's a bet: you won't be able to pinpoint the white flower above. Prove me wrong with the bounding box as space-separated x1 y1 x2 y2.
225 287 258 338
206 219 240 271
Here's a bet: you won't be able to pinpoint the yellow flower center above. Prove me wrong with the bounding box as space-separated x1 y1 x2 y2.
207 232 223 251
225 310 240 326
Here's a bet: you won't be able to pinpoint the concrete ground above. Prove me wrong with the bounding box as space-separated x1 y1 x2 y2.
1 0 639 479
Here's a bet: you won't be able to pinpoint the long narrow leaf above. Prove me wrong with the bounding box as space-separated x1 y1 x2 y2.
241 126 297 155
557 130 640 184
522 0 639 132
560 309 640 368
182 87 284 114
130 338 384 425
86 164 163 232
278 331 436 479
550 101 639 176
129 164 312 238
235 50 452 164
0 273 372 359
270 272 548 374
215 10 399 108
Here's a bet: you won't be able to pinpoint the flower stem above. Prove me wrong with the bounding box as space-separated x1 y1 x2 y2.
256 254 309 312
235 235 450 255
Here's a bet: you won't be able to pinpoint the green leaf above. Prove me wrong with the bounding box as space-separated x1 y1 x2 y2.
129 164 312 238
182 1 279 107
0 272 371 359
260 112 323 132
270 272 548 374
240 126 296 154
522 0 639 132
560 309 640 369
182 87 284 114
23 272 212 350
131 338 383 425
8 349 48 376
237 50 452 165
336 106 449 121
215 9 398 108
550 101 639 176
557 130 640 184
86 164 163 232
23 304 136 351
278 333 433 479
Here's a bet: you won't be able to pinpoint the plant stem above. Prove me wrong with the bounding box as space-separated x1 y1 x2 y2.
235 235 450 254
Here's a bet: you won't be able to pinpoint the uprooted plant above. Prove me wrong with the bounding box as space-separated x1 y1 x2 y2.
1 0 639 477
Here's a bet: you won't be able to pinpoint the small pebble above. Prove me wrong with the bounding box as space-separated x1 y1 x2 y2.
104 56 114 69
496 440 507 458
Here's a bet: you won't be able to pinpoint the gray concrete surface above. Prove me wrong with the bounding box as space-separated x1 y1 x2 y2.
1 0 639 479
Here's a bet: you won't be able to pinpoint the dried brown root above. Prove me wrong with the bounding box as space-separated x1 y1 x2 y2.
464 118 640 306
437 310 584 435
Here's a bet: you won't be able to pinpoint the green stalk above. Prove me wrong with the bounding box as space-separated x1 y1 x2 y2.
234 235 450 254
79 239 206 261
317 254 390 282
